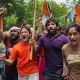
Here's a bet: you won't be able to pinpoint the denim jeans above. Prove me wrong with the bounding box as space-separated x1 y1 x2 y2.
43 69 64 80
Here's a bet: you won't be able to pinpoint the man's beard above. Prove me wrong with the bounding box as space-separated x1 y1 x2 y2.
48 29 57 37
10 35 19 41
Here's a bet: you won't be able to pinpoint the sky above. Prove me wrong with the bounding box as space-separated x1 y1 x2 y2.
53 0 66 4
24 0 66 4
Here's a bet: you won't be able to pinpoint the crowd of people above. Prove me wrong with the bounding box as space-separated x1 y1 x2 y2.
0 7 80 80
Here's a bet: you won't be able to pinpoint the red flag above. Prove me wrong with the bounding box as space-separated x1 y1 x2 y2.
42 0 50 16
42 0 50 26
76 16 80 26
75 4 80 16
75 4 80 26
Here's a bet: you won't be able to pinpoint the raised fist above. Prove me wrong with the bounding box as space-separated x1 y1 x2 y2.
0 7 7 16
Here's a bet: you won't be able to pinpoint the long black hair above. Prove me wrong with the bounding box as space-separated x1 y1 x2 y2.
66 24 80 34
45 18 58 28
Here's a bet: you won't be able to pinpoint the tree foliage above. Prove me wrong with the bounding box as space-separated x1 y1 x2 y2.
0 0 27 30
0 0 68 30
48 1 67 25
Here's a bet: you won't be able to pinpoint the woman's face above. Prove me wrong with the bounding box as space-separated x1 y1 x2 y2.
20 28 30 42
68 27 80 46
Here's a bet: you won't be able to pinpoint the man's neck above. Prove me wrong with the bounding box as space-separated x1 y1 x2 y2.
11 38 19 44
48 32 60 39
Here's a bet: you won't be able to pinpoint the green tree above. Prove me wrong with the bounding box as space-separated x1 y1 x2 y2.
48 1 67 25
0 0 68 30
0 0 27 30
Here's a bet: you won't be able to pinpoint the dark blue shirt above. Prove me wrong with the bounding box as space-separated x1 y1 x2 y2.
38 33 68 74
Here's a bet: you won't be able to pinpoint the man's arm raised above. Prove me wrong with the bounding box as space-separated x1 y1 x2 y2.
0 8 6 40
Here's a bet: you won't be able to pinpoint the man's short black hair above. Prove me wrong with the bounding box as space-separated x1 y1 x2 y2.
45 18 58 27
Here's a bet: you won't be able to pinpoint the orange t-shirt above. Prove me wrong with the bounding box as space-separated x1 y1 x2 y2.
9 41 38 77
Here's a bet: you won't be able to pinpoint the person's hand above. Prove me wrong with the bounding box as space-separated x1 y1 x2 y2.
7 48 12 53
0 54 6 61
29 38 36 46
62 65 69 79
38 17 42 24
0 7 7 16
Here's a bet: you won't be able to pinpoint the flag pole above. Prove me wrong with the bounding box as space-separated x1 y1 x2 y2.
30 0 37 60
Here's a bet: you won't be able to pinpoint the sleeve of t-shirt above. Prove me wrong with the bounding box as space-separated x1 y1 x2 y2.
62 35 69 44
38 36 43 47
9 46 18 60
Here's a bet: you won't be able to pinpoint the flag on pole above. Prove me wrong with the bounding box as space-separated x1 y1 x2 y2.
42 0 50 26
42 0 50 16
75 4 80 26
67 3 80 26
